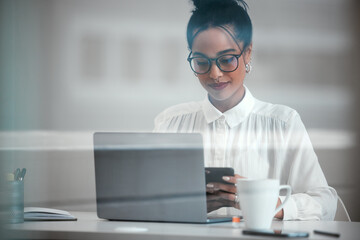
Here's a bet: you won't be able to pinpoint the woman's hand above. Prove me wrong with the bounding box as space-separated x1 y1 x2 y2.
206 174 245 212
206 174 285 218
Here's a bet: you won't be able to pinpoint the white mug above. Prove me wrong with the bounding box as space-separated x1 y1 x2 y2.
236 179 291 230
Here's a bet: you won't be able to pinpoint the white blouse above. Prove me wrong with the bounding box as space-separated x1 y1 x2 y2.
154 87 337 220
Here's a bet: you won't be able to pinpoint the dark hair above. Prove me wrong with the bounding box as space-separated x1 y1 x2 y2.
187 0 252 51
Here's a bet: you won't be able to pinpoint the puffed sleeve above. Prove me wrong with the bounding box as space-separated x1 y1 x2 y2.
153 111 168 132
279 112 337 220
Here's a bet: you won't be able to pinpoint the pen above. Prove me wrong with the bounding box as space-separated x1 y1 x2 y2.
314 230 340 238
19 168 26 181
14 168 20 181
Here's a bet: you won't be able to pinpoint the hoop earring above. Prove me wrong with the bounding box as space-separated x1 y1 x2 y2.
194 72 198 77
245 61 252 74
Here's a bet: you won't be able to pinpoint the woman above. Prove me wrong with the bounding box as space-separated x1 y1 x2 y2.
154 0 337 220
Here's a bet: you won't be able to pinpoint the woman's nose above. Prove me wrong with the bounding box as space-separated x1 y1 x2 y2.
209 62 223 80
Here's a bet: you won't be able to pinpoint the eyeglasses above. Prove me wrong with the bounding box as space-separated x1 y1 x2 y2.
187 52 242 74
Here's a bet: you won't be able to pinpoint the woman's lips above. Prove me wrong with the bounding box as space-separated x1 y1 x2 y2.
209 82 229 90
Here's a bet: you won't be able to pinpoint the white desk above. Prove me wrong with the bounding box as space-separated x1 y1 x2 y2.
5 212 360 239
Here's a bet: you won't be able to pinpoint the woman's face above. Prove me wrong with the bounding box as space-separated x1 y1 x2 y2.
191 27 252 112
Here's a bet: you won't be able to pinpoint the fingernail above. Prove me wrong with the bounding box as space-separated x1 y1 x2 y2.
206 184 214 188
222 176 230 181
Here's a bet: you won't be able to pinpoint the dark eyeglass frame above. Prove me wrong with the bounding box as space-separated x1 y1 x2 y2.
187 50 244 75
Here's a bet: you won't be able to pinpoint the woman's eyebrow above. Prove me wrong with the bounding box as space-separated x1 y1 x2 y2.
192 52 207 57
192 49 237 57
216 49 237 56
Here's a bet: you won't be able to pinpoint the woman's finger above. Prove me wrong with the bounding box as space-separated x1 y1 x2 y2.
234 174 246 179
219 183 237 193
209 191 235 202
222 174 246 184
206 183 220 193
219 191 236 202
207 182 236 194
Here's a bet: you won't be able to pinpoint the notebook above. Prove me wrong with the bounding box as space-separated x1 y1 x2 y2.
93 132 232 223
24 207 77 221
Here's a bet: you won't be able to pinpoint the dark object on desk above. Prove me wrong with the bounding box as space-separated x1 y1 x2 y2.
93 132 232 224
205 167 234 185
243 229 309 238
24 207 77 221
314 230 340 238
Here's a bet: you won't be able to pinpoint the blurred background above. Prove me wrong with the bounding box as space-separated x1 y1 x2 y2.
1 0 360 220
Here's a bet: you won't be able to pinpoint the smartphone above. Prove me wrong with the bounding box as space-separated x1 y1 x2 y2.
243 229 309 238
205 167 234 185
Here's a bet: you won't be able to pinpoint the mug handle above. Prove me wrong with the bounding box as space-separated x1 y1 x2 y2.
274 185 292 216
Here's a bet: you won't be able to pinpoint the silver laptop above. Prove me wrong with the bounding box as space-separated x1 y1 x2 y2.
93 132 232 223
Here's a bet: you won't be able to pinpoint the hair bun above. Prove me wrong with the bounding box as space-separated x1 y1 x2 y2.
191 0 248 12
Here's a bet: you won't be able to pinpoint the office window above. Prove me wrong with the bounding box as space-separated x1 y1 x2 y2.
120 37 142 83
80 34 105 81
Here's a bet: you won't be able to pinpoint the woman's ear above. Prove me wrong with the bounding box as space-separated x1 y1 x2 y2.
244 42 253 63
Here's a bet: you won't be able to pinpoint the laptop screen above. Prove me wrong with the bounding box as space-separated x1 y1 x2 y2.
94 132 208 223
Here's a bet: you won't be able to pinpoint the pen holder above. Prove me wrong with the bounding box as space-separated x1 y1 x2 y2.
0 181 24 223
